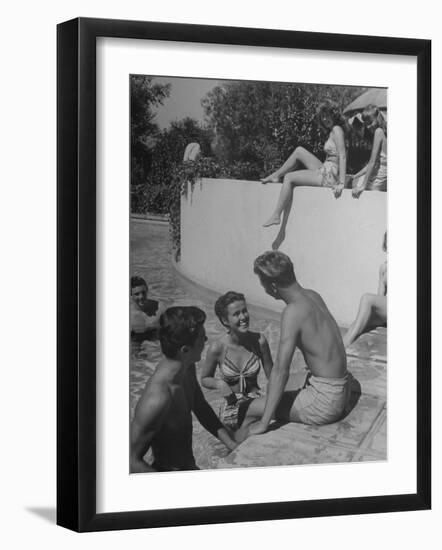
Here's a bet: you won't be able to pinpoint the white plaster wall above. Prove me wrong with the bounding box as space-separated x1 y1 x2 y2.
180 178 387 326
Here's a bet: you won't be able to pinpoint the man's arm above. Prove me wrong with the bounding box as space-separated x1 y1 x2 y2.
333 125 347 197
353 128 383 198
189 366 237 451
258 333 274 379
130 386 170 472
249 305 301 435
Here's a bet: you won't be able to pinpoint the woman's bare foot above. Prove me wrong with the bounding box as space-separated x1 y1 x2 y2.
260 172 281 184
263 215 281 228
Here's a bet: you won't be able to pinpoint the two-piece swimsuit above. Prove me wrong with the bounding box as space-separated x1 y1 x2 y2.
317 134 340 188
218 347 262 429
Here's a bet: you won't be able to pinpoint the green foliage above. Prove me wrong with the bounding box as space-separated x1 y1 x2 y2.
130 76 171 212
145 118 213 214
168 157 267 259
202 81 369 172
131 78 378 258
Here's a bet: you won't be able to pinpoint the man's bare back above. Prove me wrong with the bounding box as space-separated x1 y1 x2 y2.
131 362 200 471
239 251 352 437
130 307 237 472
290 288 347 379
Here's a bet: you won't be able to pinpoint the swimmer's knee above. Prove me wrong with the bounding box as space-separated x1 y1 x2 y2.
283 173 297 186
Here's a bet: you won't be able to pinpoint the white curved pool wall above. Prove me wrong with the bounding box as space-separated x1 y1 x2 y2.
179 178 387 327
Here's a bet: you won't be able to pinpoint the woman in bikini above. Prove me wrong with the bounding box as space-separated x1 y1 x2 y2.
261 100 347 249
343 231 387 349
201 291 273 430
351 104 387 197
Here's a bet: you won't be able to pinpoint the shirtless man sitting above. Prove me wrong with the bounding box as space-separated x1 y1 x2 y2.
130 276 164 341
237 251 351 441
130 306 237 472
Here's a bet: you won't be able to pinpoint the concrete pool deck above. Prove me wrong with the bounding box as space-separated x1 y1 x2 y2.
130 219 387 470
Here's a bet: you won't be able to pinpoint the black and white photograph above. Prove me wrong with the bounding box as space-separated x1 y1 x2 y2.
1 0 438 543
129 76 388 473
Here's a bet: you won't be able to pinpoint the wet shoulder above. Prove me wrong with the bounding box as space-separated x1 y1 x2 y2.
136 373 171 416
332 124 344 137
302 289 330 315
207 336 227 358
282 301 309 325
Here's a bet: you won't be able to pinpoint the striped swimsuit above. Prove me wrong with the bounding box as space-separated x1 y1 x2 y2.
217 347 262 429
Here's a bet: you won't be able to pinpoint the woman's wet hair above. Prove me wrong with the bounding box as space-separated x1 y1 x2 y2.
317 100 347 133
362 104 387 135
214 291 246 327
159 306 206 359
253 251 296 288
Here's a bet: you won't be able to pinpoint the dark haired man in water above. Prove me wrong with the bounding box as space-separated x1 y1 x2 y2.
130 306 237 472
130 276 164 341
237 251 351 441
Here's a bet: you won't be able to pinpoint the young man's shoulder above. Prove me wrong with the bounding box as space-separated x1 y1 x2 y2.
283 300 310 319
144 371 169 395
135 375 172 423
207 335 227 356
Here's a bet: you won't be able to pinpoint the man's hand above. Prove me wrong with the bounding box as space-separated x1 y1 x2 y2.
218 427 239 452
247 420 269 437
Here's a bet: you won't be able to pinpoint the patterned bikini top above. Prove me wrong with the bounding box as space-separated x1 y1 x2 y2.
219 347 262 394
323 134 339 164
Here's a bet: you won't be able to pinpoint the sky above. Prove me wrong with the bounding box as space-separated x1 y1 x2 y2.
151 76 220 129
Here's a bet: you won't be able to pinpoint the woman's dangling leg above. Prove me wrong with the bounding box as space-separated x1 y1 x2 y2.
263 169 323 227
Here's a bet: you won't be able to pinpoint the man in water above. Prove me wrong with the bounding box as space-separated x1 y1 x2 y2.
237 251 351 440
130 306 237 472
130 276 164 341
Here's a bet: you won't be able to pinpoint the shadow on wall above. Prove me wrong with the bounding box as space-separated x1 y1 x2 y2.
180 178 387 327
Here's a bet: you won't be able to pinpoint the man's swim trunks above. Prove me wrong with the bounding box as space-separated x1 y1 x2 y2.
290 371 353 425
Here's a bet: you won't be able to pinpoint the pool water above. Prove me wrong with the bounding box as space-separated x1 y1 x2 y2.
130 219 304 468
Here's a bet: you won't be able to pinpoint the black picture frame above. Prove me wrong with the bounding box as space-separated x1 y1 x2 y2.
57 17 431 532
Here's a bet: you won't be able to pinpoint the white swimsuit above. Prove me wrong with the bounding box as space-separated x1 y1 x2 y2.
318 135 340 188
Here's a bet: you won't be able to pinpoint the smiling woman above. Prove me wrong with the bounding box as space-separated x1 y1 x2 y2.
200 291 274 430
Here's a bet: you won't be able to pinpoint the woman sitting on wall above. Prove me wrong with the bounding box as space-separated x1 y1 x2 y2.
351 105 387 197
261 100 347 218
201 291 273 430
261 100 348 249
343 232 387 349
